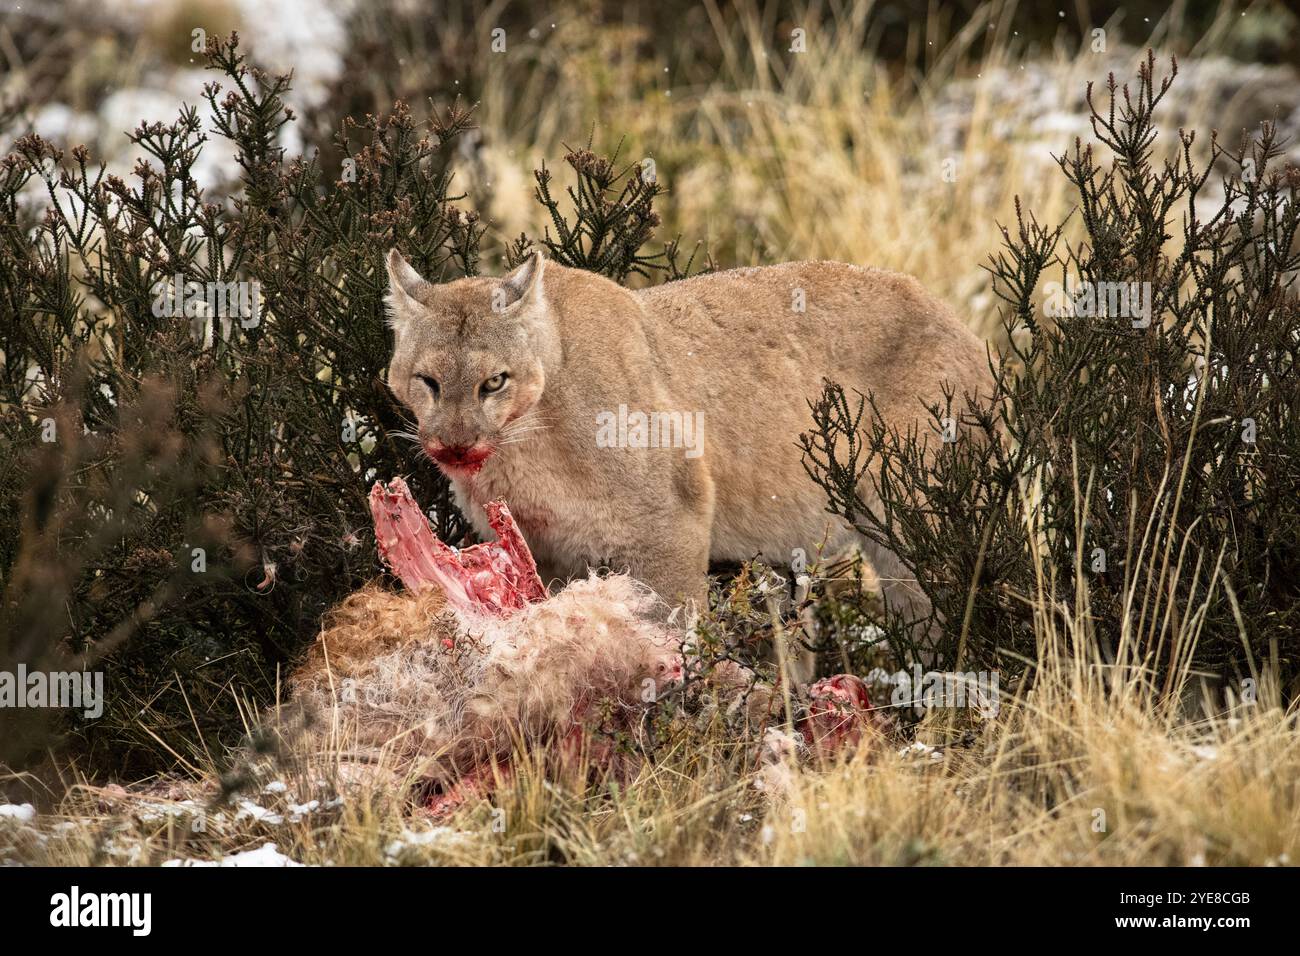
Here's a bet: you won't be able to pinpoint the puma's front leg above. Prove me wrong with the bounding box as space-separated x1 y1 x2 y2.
623 455 715 615
622 519 711 616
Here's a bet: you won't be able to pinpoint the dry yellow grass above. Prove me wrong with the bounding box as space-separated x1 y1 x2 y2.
6 487 1297 868
5 651 1295 867
459 0 1257 343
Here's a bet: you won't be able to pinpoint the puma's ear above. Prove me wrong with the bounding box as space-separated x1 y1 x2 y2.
384 248 427 333
495 250 545 312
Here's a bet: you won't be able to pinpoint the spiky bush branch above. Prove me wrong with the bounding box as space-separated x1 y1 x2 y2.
803 54 1300 690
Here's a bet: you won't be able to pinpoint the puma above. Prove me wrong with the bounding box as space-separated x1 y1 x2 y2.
384 250 990 618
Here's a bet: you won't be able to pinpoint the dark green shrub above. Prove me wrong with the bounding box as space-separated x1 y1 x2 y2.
1 35 485 774
512 141 708 282
803 54 1300 691
0 33 697 777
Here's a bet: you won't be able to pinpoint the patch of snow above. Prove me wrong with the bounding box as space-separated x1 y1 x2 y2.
0 804 36 823
898 741 944 760
234 800 284 826
384 826 471 859
286 800 320 822
27 103 99 146
163 842 304 867
135 799 204 823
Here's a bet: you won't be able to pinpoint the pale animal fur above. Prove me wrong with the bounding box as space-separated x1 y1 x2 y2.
289 574 682 789
385 251 991 619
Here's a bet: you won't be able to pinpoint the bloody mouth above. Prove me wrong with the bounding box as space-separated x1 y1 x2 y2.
428 443 494 475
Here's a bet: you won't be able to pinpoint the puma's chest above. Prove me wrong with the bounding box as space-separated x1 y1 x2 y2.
449 451 567 550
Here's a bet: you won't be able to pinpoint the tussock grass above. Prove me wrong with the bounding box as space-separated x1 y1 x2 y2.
461 0 1261 341
5 673 1294 866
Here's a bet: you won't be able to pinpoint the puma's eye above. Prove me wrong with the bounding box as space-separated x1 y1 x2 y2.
417 375 440 397
481 372 509 395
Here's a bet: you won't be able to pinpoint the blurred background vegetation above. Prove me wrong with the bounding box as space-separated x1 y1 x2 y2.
6 1 1300 326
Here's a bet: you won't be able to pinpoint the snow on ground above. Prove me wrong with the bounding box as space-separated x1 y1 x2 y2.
234 800 285 826
163 842 304 867
0 804 36 823
134 799 206 823
898 741 945 761
384 826 473 861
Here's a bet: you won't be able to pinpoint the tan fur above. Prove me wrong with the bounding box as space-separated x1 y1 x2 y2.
385 251 991 616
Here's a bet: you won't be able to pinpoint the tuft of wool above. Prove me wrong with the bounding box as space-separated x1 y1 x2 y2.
463 573 683 733
287 573 683 798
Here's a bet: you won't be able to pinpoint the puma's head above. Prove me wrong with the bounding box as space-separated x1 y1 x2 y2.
384 249 558 476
